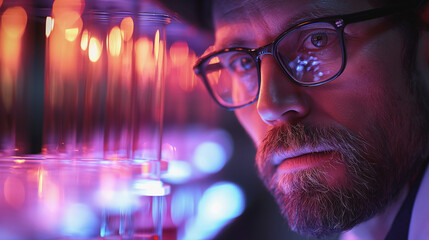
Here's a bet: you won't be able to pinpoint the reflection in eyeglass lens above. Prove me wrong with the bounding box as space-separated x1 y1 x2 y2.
204 52 258 107
277 23 342 83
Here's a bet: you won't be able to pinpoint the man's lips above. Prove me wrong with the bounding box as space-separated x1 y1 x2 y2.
271 146 337 166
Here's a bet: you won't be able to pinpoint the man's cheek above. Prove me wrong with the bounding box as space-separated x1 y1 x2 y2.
235 106 268 146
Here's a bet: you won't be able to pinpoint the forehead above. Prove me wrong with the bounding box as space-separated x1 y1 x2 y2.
213 0 373 49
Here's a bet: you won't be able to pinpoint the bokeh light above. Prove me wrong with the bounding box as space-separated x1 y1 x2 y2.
162 160 192 184
80 29 89 50
88 37 102 62
169 41 189 65
154 30 160 61
182 182 245 240
61 203 98 238
135 37 154 76
108 26 122 56
193 141 227 174
120 17 134 41
45 16 54 38
198 182 245 221
13 159 26 164
171 188 195 226
65 27 79 42
4 176 25 208
1 7 28 39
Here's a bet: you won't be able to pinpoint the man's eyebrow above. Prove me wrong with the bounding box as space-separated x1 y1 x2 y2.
215 6 340 50
280 7 338 31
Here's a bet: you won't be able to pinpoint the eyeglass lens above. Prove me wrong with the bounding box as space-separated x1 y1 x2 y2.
201 22 343 108
203 51 259 107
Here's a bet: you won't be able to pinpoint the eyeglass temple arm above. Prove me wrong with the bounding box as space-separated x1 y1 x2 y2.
194 61 223 74
342 5 414 25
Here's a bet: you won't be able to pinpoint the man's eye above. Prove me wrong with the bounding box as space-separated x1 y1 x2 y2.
311 32 328 47
301 30 337 51
229 55 255 73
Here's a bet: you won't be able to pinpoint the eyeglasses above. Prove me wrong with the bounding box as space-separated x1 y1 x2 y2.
193 5 418 110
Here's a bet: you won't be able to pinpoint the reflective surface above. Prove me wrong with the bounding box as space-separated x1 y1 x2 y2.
0 156 169 239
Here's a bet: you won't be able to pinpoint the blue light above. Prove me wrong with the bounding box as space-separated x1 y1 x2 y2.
61 203 98 238
132 179 170 196
162 160 192 184
95 186 136 213
198 182 245 221
192 141 226 174
181 182 245 240
171 188 195 226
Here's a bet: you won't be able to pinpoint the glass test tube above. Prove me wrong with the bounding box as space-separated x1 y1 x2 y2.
42 1 171 238
130 12 171 240
42 0 85 158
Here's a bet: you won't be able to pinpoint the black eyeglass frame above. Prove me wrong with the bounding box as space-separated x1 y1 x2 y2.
193 5 417 110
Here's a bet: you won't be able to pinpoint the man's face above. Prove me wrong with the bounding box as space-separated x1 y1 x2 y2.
213 0 429 237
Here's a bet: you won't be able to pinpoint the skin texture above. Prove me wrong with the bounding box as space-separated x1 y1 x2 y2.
211 0 429 238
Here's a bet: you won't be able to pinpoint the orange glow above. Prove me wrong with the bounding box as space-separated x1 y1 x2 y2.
52 0 83 41
120 17 134 41
108 26 122 56
0 0 3 8
38 169 45 198
183 53 198 91
135 37 154 76
13 159 26 164
65 27 79 41
44 1 84 154
88 37 102 62
209 56 220 64
207 57 221 85
4 176 25 208
135 38 152 58
47 20 81 78
1 7 27 112
81 29 89 50
169 41 189 65
46 16 54 38
54 10 80 29
52 0 85 18
170 41 198 91
1 7 28 39
142 162 150 175
56 12 82 41
154 30 160 61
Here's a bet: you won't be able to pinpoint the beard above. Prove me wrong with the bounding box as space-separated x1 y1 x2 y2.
255 123 425 239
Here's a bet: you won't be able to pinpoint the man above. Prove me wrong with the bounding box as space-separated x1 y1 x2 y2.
191 0 429 239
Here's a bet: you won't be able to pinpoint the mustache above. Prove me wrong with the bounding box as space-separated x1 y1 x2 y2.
255 124 368 175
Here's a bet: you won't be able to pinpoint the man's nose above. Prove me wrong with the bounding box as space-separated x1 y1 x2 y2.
256 56 310 125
